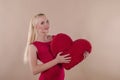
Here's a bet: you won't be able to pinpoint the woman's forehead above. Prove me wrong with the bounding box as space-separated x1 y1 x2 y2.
37 16 48 21
33 16 48 26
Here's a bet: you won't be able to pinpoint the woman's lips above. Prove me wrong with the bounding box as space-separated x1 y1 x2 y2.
45 28 49 30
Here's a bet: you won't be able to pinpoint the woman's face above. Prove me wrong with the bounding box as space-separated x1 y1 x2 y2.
35 16 50 33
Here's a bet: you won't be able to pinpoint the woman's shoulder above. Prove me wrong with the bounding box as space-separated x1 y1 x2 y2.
28 44 37 52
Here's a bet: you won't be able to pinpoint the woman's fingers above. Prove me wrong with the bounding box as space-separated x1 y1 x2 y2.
62 53 70 57
64 60 71 63
64 56 71 63
56 52 71 63
57 52 63 55
58 52 71 58
83 51 89 59
64 56 71 60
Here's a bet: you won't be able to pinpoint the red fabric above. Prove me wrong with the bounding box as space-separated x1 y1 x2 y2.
62 39 92 70
31 41 65 80
51 33 73 57
50 33 92 70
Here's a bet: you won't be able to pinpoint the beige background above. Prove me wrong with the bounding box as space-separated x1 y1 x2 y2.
0 0 120 80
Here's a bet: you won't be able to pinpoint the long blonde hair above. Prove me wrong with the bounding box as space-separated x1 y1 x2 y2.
24 13 45 63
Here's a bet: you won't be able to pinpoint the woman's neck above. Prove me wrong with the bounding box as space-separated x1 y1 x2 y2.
35 32 49 42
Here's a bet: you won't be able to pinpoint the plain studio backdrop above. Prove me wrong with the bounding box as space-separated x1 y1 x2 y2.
0 0 120 80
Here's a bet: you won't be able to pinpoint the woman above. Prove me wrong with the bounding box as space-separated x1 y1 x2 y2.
24 13 71 80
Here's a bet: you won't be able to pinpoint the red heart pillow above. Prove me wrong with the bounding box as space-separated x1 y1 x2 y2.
50 33 92 70
51 33 73 57
62 39 92 70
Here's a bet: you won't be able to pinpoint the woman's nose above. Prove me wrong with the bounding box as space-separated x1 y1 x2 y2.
44 25 49 29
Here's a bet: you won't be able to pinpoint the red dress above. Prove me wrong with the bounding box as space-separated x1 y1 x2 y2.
31 41 65 80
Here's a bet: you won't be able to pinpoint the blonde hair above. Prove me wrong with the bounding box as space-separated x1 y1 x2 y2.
24 13 45 63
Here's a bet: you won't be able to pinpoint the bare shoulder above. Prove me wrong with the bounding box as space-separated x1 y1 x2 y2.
28 44 37 52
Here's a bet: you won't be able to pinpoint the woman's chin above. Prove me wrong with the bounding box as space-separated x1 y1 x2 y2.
42 30 49 33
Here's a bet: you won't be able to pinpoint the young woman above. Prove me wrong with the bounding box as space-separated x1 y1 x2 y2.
24 13 71 80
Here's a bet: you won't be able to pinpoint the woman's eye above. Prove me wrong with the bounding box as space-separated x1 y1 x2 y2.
41 21 44 25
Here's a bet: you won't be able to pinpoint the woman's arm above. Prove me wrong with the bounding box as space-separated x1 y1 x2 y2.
28 45 71 75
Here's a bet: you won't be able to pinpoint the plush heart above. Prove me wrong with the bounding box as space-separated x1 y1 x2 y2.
51 33 73 57
62 39 92 70
50 33 92 70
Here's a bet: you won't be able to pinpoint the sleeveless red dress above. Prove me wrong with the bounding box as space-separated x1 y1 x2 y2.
31 40 65 80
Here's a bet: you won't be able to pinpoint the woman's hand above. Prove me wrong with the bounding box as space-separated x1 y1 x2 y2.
55 52 71 64
83 51 89 59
